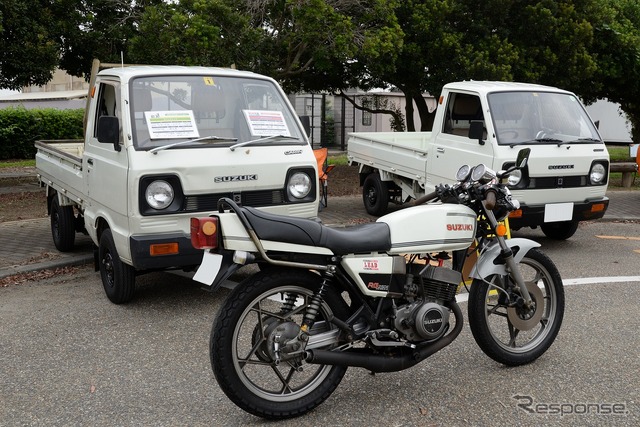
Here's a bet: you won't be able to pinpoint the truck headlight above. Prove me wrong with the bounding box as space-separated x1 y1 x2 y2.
145 180 174 209
507 169 522 186
287 172 312 199
589 163 606 185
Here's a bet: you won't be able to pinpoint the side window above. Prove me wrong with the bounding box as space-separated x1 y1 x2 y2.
443 93 485 138
93 83 122 142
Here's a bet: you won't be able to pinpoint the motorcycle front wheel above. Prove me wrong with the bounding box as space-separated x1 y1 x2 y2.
210 268 350 419
468 248 564 366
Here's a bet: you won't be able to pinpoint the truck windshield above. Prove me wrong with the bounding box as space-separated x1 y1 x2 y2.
129 75 305 151
487 91 601 146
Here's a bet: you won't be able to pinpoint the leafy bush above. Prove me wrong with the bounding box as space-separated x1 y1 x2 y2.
0 107 84 159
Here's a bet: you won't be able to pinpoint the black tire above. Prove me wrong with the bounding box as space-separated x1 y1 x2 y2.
468 248 564 366
541 220 579 240
362 173 389 216
50 197 75 252
98 229 135 304
211 268 350 419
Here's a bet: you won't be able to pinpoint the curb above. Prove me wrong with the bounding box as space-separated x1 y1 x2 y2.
0 254 94 280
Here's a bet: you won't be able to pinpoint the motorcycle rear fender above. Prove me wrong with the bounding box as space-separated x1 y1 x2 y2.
217 212 259 252
470 238 540 280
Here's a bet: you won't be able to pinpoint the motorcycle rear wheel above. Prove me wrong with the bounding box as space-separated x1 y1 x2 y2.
211 268 350 419
468 248 564 366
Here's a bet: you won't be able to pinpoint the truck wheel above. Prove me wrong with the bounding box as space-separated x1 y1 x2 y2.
540 221 579 240
99 229 136 304
50 198 75 252
363 173 389 216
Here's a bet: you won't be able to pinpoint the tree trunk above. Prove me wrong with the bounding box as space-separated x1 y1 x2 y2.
405 94 415 132
413 92 435 131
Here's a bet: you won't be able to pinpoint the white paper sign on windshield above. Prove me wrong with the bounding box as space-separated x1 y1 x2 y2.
243 110 291 136
144 111 199 139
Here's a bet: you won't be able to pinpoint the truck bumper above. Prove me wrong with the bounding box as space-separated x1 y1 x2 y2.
129 234 202 270
508 196 609 229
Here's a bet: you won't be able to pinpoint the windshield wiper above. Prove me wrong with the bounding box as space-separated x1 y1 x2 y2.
535 137 563 143
229 134 301 151
149 135 238 155
556 137 602 147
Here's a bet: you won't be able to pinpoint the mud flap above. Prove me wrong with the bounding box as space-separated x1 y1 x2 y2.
193 249 242 292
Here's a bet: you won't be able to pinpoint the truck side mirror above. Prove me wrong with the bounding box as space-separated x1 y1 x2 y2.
516 148 531 168
97 116 121 152
468 121 485 145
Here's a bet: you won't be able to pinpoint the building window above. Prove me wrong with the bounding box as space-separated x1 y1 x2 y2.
362 99 372 126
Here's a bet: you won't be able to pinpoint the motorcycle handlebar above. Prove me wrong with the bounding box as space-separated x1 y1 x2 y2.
484 189 497 210
414 191 438 206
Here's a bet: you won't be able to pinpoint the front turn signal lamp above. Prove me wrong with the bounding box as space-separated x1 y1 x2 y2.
190 217 219 249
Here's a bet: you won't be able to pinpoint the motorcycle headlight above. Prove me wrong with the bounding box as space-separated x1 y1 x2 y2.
287 172 312 199
589 163 606 185
507 169 522 186
145 180 174 209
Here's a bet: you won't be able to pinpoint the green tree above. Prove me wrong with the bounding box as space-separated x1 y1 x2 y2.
128 0 260 68
583 0 640 142
375 0 599 131
0 0 59 89
57 0 163 79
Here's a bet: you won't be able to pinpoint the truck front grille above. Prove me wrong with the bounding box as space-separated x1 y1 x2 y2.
183 190 285 212
528 175 586 189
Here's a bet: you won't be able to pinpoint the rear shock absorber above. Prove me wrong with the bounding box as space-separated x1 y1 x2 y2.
300 266 335 334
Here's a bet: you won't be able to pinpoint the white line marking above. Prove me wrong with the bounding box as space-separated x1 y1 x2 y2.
456 276 640 303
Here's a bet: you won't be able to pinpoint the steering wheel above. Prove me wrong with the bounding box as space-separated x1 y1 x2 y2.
535 128 554 139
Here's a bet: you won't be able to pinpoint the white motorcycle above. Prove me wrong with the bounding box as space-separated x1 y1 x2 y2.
190 148 564 419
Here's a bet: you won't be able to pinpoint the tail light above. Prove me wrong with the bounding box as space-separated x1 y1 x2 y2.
190 217 219 249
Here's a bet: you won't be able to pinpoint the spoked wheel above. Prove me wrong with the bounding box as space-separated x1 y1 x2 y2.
468 248 564 366
211 268 350 419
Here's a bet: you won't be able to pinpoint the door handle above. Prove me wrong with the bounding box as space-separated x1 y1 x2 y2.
87 158 94 165
436 147 445 153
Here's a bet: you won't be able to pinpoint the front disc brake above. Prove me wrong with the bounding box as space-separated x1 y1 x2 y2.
507 281 544 331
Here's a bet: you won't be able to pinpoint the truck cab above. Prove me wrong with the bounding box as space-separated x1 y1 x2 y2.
432 82 609 239
348 81 609 240
37 65 319 303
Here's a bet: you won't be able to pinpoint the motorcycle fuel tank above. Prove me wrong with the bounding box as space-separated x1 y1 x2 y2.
377 204 477 254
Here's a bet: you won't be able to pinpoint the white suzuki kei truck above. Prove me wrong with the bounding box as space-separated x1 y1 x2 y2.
36 65 319 303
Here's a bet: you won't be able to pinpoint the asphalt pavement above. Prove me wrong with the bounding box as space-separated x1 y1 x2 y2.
2 173 639 426
1 171 639 280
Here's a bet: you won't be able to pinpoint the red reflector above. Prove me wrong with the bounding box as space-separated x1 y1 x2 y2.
190 217 219 249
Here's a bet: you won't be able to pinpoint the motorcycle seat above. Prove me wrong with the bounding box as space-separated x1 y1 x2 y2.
241 207 391 255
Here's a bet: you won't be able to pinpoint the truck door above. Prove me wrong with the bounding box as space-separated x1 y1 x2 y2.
85 81 129 223
428 92 494 185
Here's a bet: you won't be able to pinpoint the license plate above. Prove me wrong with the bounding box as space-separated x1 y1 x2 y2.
192 251 223 286
544 202 574 222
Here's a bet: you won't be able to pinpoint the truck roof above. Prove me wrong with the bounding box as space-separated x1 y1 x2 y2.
97 65 269 83
444 81 573 96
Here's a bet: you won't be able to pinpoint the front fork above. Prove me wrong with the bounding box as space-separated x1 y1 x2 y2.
474 206 536 308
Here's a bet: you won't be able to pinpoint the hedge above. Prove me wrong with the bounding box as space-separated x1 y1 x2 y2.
0 107 84 160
